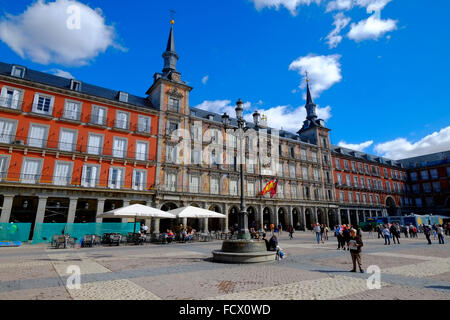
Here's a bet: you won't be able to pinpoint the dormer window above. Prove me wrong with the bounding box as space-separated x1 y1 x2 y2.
207 114 214 121
11 65 25 78
70 80 82 92
119 92 128 103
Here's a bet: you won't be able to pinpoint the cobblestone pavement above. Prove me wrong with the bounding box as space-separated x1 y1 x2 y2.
0 232 449 300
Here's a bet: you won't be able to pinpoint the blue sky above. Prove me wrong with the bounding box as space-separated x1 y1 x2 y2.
0 0 449 160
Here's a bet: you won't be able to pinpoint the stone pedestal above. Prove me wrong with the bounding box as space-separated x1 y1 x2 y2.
212 240 276 264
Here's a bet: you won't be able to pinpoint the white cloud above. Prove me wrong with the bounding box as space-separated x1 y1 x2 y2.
347 15 397 41
48 68 74 79
202 75 209 85
0 0 123 66
325 12 351 48
374 126 450 160
252 104 332 132
356 0 392 13
193 99 332 133
250 0 321 15
289 54 342 98
326 0 353 12
338 140 374 151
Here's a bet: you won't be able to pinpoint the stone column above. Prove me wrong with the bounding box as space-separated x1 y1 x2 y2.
312 207 318 225
151 219 160 235
222 203 229 232
257 204 263 231
325 208 330 227
356 210 360 226
347 210 351 226
35 196 48 224
66 197 78 224
144 200 152 229
0 195 14 223
122 200 130 224
301 206 306 231
95 199 106 223
287 206 293 227
273 206 279 226
337 209 342 225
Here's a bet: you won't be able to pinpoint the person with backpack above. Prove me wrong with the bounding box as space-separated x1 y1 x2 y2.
288 225 294 240
314 223 321 244
342 225 351 250
390 223 400 244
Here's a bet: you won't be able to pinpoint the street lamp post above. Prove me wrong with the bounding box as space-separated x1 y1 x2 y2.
222 99 250 240
213 99 276 263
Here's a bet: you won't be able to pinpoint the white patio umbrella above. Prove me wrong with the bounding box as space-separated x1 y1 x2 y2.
168 206 226 219
98 204 176 233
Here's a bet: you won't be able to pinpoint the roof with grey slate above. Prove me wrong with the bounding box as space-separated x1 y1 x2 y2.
0 61 155 110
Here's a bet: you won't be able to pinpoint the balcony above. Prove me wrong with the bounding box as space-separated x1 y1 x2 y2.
112 119 130 131
0 134 153 162
0 97 23 112
89 115 108 127
0 172 153 191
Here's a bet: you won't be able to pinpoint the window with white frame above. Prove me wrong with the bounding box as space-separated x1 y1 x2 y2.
247 181 255 197
191 149 201 165
59 128 77 152
311 152 318 163
346 174 351 186
118 92 128 103
353 176 358 187
11 66 25 78
0 118 16 144
167 121 179 135
211 176 219 194
339 191 345 202
27 124 48 148
189 175 200 193
0 155 10 179
278 183 284 198
116 111 129 130
277 162 283 176
91 106 107 126
53 162 72 186
301 149 307 161
376 194 380 204
302 167 309 180
367 178 372 189
420 170 429 180
108 167 125 189
230 179 238 196
168 98 180 112
430 169 438 179
81 164 99 188
336 173 342 185
63 100 81 120
166 145 177 163
132 169 147 191
70 80 82 92
165 172 177 191
138 115 151 133
356 193 361 203
0 86 22 109
32 93 54 115
291 184 298 199
348 192 353 203
369 194 373 204
314 168 320 181
135 141 148 161
360 177 365 188
386 181 391 192
21 158 42 184
351 161 356 172
289 163 296 178
87 134 103 155
112 137 127 158
362 194 367 204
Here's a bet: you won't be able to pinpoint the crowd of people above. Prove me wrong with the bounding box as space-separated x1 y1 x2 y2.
374 222 446 245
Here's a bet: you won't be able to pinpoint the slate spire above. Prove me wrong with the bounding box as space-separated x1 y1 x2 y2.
162 20 179 74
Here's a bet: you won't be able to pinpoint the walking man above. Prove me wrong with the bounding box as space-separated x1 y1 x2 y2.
288 225 294 240
349 229 364 273
424 225 432 245
382 225 391 245
390 223 400 244
437 225 445 244
314 223 321 244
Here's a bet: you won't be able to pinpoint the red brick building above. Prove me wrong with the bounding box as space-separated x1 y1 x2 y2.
331 146 407 226
0 62 158 234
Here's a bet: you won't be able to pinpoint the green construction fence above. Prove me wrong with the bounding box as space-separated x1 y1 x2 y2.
32 222 140 244
0 223 32 242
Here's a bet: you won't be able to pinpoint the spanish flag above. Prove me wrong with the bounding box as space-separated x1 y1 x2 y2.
261 179 278 198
